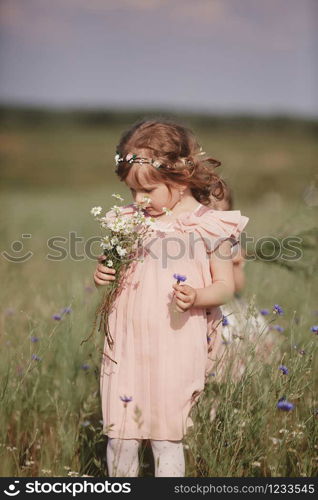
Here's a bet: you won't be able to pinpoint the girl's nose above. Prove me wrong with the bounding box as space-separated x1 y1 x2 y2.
136 193 149 204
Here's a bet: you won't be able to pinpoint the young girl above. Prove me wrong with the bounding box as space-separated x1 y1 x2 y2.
93 119 248 477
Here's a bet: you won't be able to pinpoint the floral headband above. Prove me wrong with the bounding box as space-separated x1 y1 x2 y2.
115 152 166 169
114 152 196 172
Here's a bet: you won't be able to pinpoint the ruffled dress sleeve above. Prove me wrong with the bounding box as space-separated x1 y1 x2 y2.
175 207 249 254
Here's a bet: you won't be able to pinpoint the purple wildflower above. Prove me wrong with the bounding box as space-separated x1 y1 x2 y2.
32 354 42 361
81 364 90 371
273 304 284 315
279 365 289 375
120 395 133 404
52 314 62 321
222 315 230 326
271 325 285 333
173 273 187 284
276 398 294 411
30 336 39 343
61 307 72 315
310 325 318 334
260 309 270 316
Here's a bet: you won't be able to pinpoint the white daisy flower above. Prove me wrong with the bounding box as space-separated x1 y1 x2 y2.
144 218 155 226
162 207 173 215
112 193 124 202
114 154 120 165
116 246 127 257
100 240 112 250
90 206 102 217
108 223 120 232
110 236 119 245
107 260 113 267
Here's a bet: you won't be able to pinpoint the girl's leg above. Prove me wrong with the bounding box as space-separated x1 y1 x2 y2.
150 439 185 477
106 438 141 477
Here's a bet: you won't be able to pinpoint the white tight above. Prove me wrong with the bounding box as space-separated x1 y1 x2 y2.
107 438 185 477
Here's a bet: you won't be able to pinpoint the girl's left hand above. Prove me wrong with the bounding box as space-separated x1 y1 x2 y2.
172 283 197 312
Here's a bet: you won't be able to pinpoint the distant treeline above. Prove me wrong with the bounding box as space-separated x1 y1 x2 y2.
0 105 317 133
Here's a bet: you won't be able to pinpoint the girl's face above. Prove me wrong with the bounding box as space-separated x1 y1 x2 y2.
124 165 181 215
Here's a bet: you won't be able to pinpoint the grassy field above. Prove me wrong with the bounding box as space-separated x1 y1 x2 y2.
0 109 317 477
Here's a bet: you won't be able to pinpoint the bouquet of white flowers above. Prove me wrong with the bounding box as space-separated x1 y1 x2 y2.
83 194 156 358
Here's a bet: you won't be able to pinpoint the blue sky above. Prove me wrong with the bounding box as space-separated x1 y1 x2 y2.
0 0 317 116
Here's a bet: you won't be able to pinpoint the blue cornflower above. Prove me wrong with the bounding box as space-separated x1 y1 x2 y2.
30 336 39 343
173 273 187 284
276 398 294 411
52 314 62 321
81 364 90 371
120 395 133 404
311 325 318 334
260 309 270 316
273 304 284 315
279 365 289 375
222 315 230 326
61 307 72 315
271 325 285 333
32 354 42 361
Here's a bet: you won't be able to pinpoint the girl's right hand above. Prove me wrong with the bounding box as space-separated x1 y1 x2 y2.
93 255 116 286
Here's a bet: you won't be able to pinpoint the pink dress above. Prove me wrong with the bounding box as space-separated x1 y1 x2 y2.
100 202 249 440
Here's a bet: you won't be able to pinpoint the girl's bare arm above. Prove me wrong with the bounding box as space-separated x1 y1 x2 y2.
193 239 235 308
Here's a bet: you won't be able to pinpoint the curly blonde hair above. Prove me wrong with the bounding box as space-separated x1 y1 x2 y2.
115 118 226 205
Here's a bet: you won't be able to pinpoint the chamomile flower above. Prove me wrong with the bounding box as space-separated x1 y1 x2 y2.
110 236 119 246
116 246 127 257
90 206 102 217
140 196 152 205
112 193 124 202
163 207 173 215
